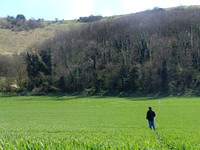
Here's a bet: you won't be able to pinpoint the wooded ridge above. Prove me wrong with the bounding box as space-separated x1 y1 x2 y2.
1 6 200 96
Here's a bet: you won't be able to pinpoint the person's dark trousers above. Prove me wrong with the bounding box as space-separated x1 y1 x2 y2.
148 120 155 130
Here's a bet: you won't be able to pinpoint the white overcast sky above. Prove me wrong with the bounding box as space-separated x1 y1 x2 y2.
0 0 200 20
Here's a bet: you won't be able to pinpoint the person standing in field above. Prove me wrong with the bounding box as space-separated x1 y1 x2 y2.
146 106 156 130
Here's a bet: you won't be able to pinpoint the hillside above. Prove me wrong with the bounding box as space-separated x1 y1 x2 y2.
1 6 200 95
0 18 83 54
0 14 115 54
0 6 199 55
27 6 200 95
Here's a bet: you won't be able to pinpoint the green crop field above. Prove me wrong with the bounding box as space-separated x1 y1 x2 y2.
0 96 199 149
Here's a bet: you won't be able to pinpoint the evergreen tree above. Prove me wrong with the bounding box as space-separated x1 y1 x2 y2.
161 58 169 94
25 49 53 90
25 53 42 87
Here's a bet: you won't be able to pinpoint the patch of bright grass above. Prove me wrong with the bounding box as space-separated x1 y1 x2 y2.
0 96 199 149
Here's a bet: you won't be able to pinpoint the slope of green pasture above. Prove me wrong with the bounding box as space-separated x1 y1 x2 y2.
0 96 199 149
0 20 82 54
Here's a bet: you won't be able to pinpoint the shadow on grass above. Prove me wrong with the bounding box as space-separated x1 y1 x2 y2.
0 93 19 97
123 96 166 101
15 95 86 102
1 92 168 102
1 93 108 102
54 95 87 101
54 95 116 101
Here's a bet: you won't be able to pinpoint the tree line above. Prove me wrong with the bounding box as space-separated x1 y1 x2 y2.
78 15 103 23
0 14 45 31
1 7 200 96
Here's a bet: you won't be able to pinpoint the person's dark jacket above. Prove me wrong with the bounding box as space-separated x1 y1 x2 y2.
146 110 156 121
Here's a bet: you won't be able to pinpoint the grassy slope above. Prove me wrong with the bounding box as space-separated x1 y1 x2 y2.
0 19 82 54
1 5 199 55
0 96 199 149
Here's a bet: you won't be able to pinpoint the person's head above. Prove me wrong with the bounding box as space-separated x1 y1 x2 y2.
149 106 152 110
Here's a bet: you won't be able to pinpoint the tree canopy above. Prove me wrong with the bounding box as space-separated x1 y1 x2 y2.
0 14 45 31
1 6 200 96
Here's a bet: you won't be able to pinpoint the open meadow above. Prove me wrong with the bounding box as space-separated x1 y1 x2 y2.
0 96 199 149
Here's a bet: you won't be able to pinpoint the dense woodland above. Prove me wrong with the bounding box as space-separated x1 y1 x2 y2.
1 7 200 96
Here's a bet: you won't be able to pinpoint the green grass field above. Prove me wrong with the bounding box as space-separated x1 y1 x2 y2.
0 96 199 149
